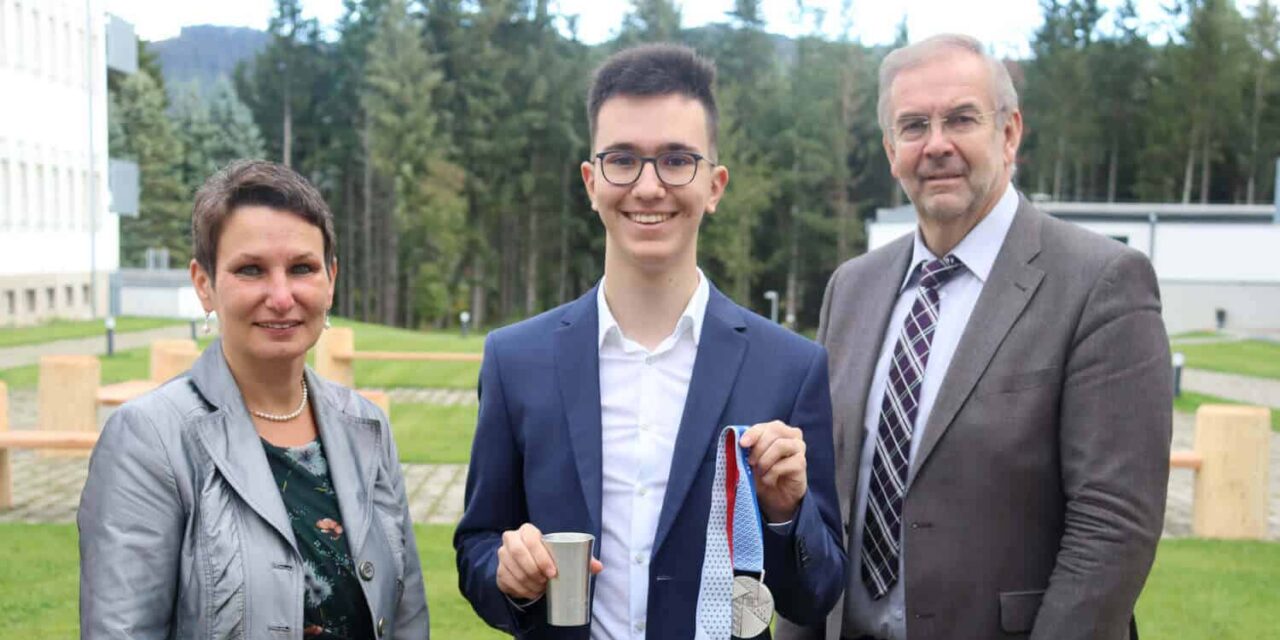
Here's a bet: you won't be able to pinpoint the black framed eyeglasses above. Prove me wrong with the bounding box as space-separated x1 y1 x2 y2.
594 150 708 187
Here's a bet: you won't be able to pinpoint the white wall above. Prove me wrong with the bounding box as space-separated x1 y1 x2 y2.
118 285 204 319
0 0 113 277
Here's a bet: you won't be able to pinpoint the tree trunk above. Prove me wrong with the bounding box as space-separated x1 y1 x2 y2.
471 249 486 329
1052 136 1065 201
1246 58 1265 204
557 154 572 305
282 83 293 168
1181 127 1196 205
361 127 374 322
340 168 355 317
1199 128 1211 205
1107 142 1118 203
785 208 799 329
382 179 400 325
526 207 539 316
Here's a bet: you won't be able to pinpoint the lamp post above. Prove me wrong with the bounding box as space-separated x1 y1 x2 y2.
763 290 779 324
104 315 116 357
460 310 472 338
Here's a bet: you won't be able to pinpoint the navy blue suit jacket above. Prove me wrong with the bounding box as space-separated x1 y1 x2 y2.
454 284 846 639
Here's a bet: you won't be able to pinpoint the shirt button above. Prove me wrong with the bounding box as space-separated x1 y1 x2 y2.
358 560 375 581
894 608 904 620
638 487 649 497
635 621 646 632
634 553 645 564
644 355 655 365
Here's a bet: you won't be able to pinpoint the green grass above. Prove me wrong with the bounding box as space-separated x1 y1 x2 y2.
2 523 1273 638
1173 340 1280 380
1175 391 1280 433
333 317 485 390
1169 330 1226 341
1135 539 1280 639
391 403 477 464
0 317 184 348
0 524 505 638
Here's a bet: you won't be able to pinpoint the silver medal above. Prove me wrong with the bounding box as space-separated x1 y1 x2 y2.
731 575 774 638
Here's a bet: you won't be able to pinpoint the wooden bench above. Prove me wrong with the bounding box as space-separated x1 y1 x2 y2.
315 327 481 388
1 381 100 509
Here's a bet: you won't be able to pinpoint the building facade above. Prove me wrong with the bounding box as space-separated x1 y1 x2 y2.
869 200 1280 336
0 0 117 326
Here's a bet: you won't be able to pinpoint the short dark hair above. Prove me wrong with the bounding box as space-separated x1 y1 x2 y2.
586 43 719 156
191 159 336 284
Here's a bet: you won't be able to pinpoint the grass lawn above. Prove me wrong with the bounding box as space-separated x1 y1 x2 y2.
0 317 184 349
1176 391 1280 433
1173 339 1280 380
391 403 477 464
1135 539 1280 638
0 524 507 638
1 523 1274 638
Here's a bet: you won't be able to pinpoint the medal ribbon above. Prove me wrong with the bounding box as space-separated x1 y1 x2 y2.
695 425 765 639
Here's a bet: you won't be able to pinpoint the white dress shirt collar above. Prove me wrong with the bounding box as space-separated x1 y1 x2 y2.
597 268 711 350
902 183 1020 291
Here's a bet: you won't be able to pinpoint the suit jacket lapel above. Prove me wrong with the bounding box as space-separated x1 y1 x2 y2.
555 288 604 537
652 286 747 555
310 369 381 559
908 198 1046 485
831 235 915 526
189 341 298 553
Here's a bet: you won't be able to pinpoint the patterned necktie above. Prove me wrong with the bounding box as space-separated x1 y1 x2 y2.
861 255 964 600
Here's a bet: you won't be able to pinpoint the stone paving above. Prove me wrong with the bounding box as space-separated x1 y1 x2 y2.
1182 368 1280 409
0 325 195 370
5 399 1277 538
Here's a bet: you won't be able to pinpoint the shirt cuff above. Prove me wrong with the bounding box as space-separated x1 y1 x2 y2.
506 593 544 611
765 519 796 536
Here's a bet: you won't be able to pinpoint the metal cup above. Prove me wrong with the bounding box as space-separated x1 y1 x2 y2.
542 532 595 626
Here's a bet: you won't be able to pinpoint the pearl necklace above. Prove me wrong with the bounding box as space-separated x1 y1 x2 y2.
250 379 308 422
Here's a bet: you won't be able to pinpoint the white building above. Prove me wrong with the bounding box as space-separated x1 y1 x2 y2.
868 199 1280 336
0 0 131 326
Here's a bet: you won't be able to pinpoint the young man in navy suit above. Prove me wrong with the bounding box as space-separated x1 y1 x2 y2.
455 44 846 639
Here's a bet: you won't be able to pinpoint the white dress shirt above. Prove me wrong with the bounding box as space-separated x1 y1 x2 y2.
845 184 1019 639
592 270 709 640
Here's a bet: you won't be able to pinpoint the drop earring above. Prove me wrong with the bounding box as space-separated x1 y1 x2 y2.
202 312 212 335
324 313 331 329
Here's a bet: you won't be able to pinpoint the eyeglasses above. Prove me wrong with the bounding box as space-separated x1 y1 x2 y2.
594 151 708 187
892 109 1002 143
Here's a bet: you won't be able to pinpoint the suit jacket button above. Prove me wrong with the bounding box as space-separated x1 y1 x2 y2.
359 560 375 581
376 617 386 637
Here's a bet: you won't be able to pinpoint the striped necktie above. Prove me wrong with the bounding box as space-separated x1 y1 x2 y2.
860 255 964 599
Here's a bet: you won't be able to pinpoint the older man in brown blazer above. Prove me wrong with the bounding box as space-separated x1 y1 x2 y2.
777 34 1172 640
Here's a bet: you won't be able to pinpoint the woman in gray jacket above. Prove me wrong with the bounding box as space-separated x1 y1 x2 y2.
78 160 429 639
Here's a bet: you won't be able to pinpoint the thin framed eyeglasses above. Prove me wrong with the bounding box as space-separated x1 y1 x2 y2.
594 150 708 187
893 109 1003 143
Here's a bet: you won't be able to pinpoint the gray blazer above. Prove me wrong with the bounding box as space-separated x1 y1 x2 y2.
778 195 1171 640
78 340 429 639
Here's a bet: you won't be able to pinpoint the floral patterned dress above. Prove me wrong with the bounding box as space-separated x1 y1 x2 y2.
262 438 375 640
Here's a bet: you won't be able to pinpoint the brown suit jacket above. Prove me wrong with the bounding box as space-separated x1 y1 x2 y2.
778 195 1171 640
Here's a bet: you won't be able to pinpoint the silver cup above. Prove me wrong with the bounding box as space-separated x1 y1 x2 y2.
542 532 595 626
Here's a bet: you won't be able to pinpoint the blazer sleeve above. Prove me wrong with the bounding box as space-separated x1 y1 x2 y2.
1031 250 1172 640
453 335 541 635
78 405 185 639
762 347 847 625
376 405 432 638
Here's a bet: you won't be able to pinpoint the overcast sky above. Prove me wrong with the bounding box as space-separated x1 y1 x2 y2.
107 0 1260 57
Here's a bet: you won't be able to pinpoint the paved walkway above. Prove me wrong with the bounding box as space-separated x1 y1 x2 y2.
4 404 1277 538
0 325 194 370
1183 368 1280 409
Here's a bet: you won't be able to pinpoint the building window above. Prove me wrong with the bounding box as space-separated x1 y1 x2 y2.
65 285 74 307
25 289 36 313
5 291 14 315
46 287 55 310
0 157 9 229
82 284 91 305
